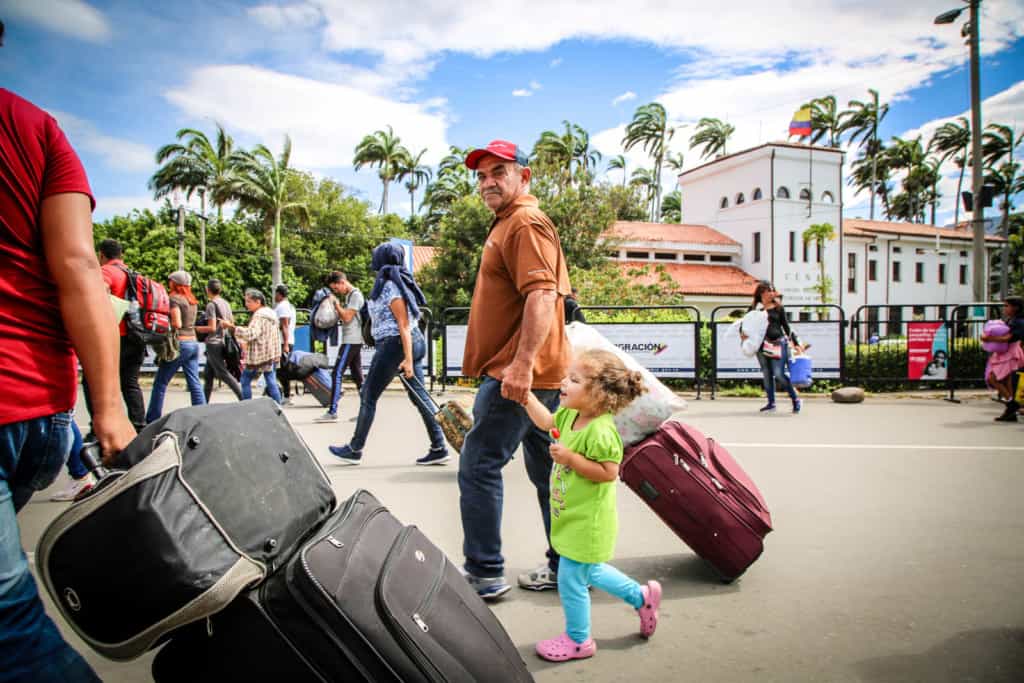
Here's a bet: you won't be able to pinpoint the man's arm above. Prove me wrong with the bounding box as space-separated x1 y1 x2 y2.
41 193 136 462
332 298 357 323
500 288 558 404
279 314 292 353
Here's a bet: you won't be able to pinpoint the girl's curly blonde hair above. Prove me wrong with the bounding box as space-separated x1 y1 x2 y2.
576 349 647 415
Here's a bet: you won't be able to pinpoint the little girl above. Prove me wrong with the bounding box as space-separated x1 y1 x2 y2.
524 349 661 662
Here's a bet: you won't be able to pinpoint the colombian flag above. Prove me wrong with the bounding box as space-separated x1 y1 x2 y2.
789 107 812 138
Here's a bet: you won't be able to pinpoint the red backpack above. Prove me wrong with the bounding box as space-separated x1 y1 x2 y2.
118 266 171 344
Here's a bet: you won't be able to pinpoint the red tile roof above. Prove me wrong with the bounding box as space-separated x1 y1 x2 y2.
617 260 759 296
604 221 739 246
844 218 1005 243
412 246 438 273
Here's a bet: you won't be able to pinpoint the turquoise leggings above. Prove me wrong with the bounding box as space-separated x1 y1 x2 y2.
558 556 643 643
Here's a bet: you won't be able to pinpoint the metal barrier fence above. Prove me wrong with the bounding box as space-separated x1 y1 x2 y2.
709 304 845 398
846 302 999 396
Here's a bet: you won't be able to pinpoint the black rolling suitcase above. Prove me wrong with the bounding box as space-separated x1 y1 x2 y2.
154 489 533 683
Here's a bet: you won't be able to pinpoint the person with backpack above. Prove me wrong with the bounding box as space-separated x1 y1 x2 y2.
145 271 206 422
220 289 283 404
196 278 243 402
309 282 340 349
315 271 365 423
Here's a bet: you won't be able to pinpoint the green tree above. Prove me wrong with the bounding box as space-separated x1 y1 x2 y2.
630 167 657 219
689 117 735 160
418 195 493 311
353 125 412 215
885 136 933 223
223 135 309 286
570 261 685 309
397 148 433 217
149 123 237 220
804 95 842 148
982 123 1024 297
622 103 676 222
660 190 682 223
537 182 619 271
929 117 971 226
802 222 836 305
607 154 627 187
840 89 889 220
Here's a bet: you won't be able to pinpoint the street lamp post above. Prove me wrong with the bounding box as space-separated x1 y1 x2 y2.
936 0 986 302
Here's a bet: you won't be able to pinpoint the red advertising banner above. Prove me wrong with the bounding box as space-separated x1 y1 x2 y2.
907 322 948 381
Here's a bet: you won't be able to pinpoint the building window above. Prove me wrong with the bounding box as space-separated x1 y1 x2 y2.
720 197 729 209
803 239 809 263
959 264 968 284
893 246 902 254
654 252 677 261
959 250 967 257
735 193 745 205
848 252 857 293
777 186 790 199
607 250 621 259
625 250 648 259
869 245 879 252
915 248 927 255
789 232 796 262
709 254 732 263
938 305 948 320
799 311 812 322
915 262 924 283
753 187 763 200
682 254 705 262
939 263 946 284
821 191 835 203
753 232 761 263
799 188 812 200
888 306 903 336
868 259 878 281
893 261 902 282
912 305 926 320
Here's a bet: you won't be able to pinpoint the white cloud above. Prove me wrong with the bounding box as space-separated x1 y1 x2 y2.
0 0 111 43
529 80 542 91
511 89 532 97
612 91 637 107
46 109 153 172
164 65 449 170
248 3 323 30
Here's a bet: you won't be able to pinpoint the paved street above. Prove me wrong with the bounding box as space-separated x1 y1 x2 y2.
17 385 1024 682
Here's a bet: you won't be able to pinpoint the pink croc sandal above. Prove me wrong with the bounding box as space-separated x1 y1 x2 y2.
638 580 662 638
535 633 597 662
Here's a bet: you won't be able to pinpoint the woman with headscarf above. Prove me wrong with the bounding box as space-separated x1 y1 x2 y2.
145 270 206 422
328 242 448 466
220 288 283 404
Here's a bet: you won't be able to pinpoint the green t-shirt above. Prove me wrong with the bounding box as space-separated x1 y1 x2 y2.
549 408 624 564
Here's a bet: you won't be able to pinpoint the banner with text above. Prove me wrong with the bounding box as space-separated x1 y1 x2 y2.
714 322 842 379
907 322 947 381
444 323 696 378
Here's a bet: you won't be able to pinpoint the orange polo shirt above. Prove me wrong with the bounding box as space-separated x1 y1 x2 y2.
462 194 572 389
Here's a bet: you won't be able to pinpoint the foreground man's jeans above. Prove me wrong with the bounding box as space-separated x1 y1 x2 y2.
459 377 561 578
0 412 100 683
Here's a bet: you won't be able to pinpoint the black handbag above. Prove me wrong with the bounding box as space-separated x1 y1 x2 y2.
360 301 374 348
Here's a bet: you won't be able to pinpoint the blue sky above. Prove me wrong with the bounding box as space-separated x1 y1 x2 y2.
1 0 1022 225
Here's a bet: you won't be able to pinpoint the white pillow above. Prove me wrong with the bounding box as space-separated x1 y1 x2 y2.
725 309 767 358
565 322 687 446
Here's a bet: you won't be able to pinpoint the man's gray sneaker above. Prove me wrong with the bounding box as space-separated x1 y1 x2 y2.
313 411 338 423
517 563 558 591
462 571 512 601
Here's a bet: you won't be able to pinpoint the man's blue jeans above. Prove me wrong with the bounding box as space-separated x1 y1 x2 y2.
459 377 561 578
241 367 282 404
146 340 206 423
0 412 100 683
349 330 445 453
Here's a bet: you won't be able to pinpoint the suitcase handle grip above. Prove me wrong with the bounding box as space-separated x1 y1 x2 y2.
79 440 109 479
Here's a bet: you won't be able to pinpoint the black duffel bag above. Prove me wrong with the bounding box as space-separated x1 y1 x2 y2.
36 399 335 661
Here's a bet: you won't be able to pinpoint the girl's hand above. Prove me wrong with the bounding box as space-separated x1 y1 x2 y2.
399 358 414 379
550 443 574 466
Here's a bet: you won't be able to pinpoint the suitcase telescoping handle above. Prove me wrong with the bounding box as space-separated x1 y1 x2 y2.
399 372 441 414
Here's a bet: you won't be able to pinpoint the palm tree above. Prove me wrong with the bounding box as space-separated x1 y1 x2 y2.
885 136 931 223
353 126 412 215
150 123 237 220
689 118 735 161
607 154 628 187
571 125 601 178
660 190 682 223
982 123 1024 297
664 151 686 174
396 148 432 216
929 117 971 226
802 222 836 304
805 95 842 148
849 148 893 217
223 135 309 286
422 146 474 225
840 89 889 220
622 103 676 221
630 167 657 219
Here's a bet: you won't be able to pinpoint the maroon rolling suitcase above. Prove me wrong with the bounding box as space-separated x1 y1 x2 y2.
621 421 771 582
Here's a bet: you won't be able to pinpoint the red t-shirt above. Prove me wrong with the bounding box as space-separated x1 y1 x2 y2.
0 89 94 426
101 259 129 336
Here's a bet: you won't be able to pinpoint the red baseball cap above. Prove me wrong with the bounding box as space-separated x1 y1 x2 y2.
465 140 529 170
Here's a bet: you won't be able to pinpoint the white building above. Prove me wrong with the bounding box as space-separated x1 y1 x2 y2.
676 141 1005 330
